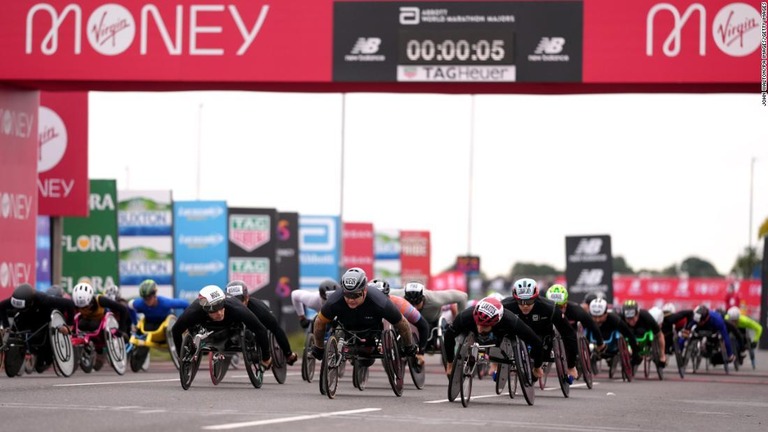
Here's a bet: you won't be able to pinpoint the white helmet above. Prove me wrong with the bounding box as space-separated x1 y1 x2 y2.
589 298 608 317
198 285 226 312
649 306 664 325
104 285 120 300
72 283 95 308
513 278 539 300
727 306 740 321
661 302 676 315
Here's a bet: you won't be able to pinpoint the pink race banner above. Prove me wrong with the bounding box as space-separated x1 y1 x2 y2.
38 92 89 216
0 86 39 297
342 222 374 278
400 230 431 287
431 271 466 293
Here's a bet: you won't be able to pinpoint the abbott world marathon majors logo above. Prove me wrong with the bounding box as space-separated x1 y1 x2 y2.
38 106 67 173
647 2 761 57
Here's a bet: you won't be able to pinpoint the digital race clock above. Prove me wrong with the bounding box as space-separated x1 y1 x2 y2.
398 29 515 65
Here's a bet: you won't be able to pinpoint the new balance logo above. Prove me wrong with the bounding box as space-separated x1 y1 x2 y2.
351 38 381 55
534 37 565 54
576 269 604 286
574 238 602 255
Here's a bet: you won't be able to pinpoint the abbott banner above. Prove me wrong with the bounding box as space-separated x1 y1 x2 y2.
62 179 119 294
118 190 173 298
174 201 227 303
299 215 340 291
565 235 614 303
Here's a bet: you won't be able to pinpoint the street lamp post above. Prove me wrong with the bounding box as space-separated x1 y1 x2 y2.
467 95 476 255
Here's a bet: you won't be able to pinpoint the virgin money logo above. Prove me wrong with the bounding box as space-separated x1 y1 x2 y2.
646 2 761 57
38 106 67 173
86 4 135 56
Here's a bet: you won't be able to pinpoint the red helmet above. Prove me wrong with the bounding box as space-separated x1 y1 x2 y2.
473 297 504 327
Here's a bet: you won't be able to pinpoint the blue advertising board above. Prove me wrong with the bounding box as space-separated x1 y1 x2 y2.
174 201 228 303
299 215 340 291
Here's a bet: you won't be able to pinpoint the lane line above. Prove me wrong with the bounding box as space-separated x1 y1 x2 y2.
202 408 381 430
54 378 179 387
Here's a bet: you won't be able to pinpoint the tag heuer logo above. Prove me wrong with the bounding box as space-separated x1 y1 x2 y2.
229 258 269 292
229 215 270 252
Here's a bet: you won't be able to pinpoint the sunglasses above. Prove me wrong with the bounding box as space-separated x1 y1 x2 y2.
344 291 364 299
518 299 535 306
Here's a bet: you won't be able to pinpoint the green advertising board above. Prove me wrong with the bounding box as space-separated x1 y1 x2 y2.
61 179 119 294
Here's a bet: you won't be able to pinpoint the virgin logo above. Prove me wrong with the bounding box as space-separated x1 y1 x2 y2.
38 106 68 173
646 2 760 57
86 4 135 55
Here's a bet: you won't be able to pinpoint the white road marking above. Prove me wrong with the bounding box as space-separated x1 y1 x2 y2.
543 382 589 391
54 378 178 387
202 408 382 430
682 411 731 415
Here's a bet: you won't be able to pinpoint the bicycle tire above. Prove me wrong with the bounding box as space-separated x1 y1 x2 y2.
130 347 149 373
540 362 549 390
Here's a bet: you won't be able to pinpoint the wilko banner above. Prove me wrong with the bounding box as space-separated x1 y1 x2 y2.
400 230 430 287
37 92 88 216
228 208 279 312
174 201 228 303
118 190 173 298
3 1 331 83
342 222 374 278
583 0 759 83
0 86 38 298
334 1 582 82
374 229 401 288
612 276 762 320
299 215 340 291
565 235 614 303
36 216 51 291
62 179 119 294
276 212 299 330
431 271 467 293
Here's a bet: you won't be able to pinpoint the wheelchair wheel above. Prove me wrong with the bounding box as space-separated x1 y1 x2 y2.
79 345 95 373
166 315 180 370
495 337 511 395
539 362 549 390
269 332 287 384
320 333 340 399
578 336 593 389
652 339 664 380
553 336 570 398
730 334 740 372
301 332 316 382
608 355 618 379
209 352 231 385
448 333 471 402
4 341 25 378
643 354 650 379
179 334 201 390
720 339 730 375
513 336 535 405
618 337 633 382
103 314 126 375
240 330 263 389
353 359 369 391
49 310 75 377
130 347 150 373
382 328 404 397
459 354 474 407
674 336 686 378
407 332 425 389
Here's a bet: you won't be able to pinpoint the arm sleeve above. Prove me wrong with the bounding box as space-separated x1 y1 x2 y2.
169 298 190 310
443 314 467 363
382 299 405 327
415 316 430 351
743 316 763 340
290 290 307 316
448 290 468 313
553 309 579 368
99 296 132 333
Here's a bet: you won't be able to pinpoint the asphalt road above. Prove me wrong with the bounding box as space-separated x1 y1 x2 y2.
2 350 768 432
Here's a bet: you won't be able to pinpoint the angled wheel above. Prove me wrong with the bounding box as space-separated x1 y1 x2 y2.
652 338 664 380
241 330 263 389
578 336 593 389
321 333 340 398
539 362 549 390
353 359 369 391
269 332 287 384
554 336 570 398
209 352 231 385
674 335 686 378
49 310 75 377
643 353 650 379
618 337 633 382
302 332 316 382
165 315 180 370
448 333 471 402
79 344 95 373
459 353 474 407
495 337 511 395
4 337 25 378
130 347 150 373
382 328 404 397
179 334 201 390
103 314 126 375
407 332 425 389
720 338 730 375
513 336 535 405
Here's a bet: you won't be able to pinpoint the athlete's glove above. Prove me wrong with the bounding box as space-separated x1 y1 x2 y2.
299 316 311 329
311 345 324 360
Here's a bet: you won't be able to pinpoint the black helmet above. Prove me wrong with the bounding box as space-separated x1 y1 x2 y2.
693 305 710 323
340 268 367 294
46 284 65 298
318 279 340 300
369 279 390 296
226 280 249 301
11 284 36 310
404 282 425 305
621 299 639 319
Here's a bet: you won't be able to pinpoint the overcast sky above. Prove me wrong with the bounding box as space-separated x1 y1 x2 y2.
88 91 767 278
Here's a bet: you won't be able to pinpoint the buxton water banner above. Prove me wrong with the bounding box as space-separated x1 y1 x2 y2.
62 179 119 294
228 207 279 314
36 216 51 291
277 212 300 331
299 215 340 292
174 201 228 303
118 190 173 298
374 229 401 288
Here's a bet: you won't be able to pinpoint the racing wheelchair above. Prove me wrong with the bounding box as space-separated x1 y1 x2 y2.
177 323 265 390
71 311 127 375
1 310 75 377
318 321 405 399
448 333 535 407
539 329 571 397
589 330 633 382
128 314 179 372
633 330 663 380
574 322 594 389
301 321 346 383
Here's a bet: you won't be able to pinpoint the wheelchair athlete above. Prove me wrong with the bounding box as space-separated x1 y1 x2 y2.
546 285 606 351
444 296 545 379
226 280 298 366
681 305 735 364
130 279 189 334
0 284 75 372
310 268 417 366
587 298 642 369
370 279 430 365
172 285 272 368
291 279 339 330
71 283 132 370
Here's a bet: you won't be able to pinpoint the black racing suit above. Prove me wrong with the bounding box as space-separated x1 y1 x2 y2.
244 296 294 356
561 301 605 346
587 312 642 365
171 297 271 361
